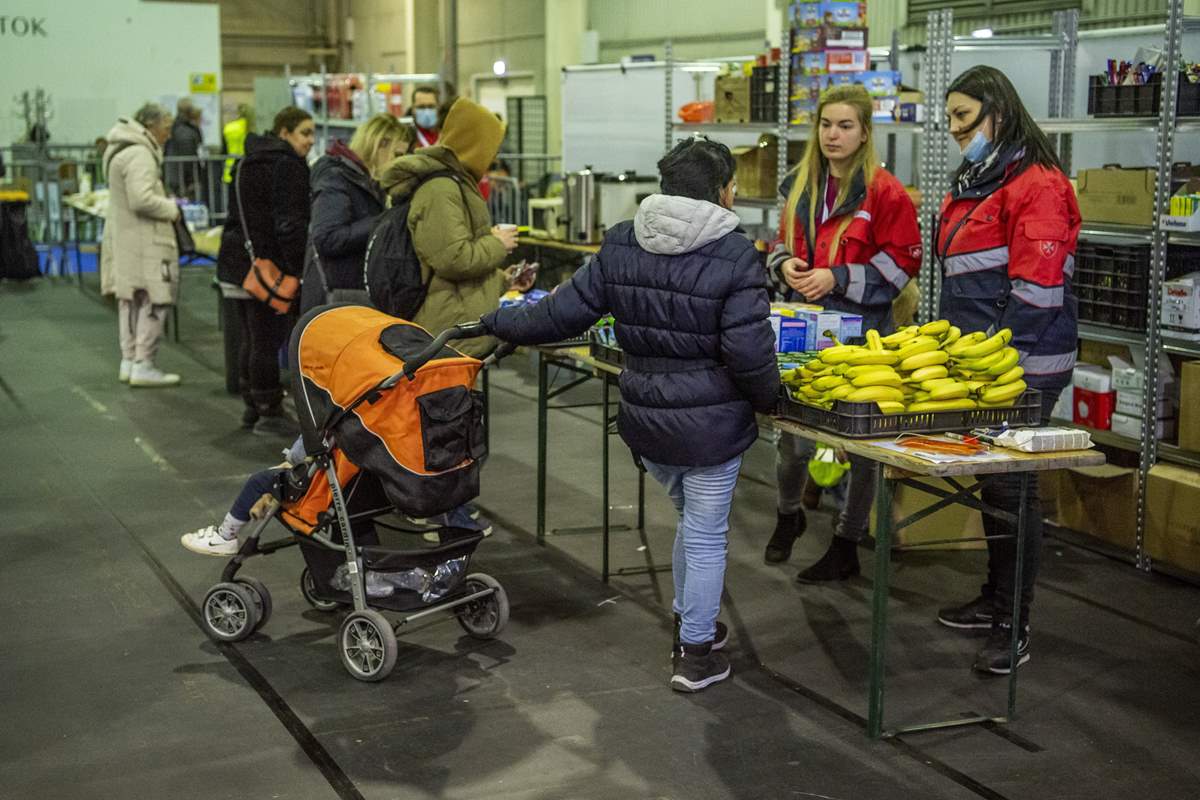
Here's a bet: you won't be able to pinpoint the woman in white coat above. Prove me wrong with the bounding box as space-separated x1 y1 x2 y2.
101 103 183 387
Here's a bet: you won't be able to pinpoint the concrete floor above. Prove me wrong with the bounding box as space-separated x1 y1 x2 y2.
2 270 1199 800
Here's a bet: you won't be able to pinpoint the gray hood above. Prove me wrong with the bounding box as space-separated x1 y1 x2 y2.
633 194 740 256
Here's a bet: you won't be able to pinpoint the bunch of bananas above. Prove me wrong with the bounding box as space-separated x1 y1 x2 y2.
781 320 1028 414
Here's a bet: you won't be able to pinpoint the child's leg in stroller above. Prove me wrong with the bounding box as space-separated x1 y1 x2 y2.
180 469 282 556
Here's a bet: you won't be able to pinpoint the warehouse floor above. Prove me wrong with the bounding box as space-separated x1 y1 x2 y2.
3 271 1199 800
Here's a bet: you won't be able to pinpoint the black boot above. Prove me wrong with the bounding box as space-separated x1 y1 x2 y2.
796 536 860 583
764 510 807 563
670 641 731 693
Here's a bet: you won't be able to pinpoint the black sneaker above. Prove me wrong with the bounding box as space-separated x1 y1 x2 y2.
670 641 731 693
937 595 995 631
796 536 860 583
673 613 728 652
973 622 1031 674
253 413 296 438
240 405 260 429
764 510 806 563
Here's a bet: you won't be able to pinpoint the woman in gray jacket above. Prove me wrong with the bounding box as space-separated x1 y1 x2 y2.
101 103 183 387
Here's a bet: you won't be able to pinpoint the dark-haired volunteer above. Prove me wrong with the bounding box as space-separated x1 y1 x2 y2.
934 65 1080 674
480 137 779 693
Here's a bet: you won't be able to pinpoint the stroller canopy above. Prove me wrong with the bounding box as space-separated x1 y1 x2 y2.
288 305 486 520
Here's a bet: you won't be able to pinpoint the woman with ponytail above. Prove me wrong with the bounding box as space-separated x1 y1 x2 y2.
764 84 921 581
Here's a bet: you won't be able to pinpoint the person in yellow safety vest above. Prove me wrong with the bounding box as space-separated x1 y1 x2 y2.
222 104 254 183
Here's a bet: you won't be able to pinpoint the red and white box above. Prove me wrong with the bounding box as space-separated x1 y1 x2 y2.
826 49 869 73
1072 365 1115 430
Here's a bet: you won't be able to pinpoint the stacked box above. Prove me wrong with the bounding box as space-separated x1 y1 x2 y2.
788 1 870 127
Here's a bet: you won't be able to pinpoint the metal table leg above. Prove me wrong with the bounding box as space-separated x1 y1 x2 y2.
602 371 611 583
536 350 548 545
867 468 895 740
1009 472 1030 718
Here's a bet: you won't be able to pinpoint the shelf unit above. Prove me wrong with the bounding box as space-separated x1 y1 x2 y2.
662 30 918 229
287 69 443 151
926 2 1196 574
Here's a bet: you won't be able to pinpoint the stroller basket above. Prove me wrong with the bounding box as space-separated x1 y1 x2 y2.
301 528 486 613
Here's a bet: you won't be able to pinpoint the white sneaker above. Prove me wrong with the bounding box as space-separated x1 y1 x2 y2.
119 359 133 383
180 525 239 556
130 361 181 388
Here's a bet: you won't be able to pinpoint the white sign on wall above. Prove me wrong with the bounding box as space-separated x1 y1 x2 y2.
0 1 221 147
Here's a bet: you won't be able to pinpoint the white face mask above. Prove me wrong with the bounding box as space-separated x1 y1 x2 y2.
960 129 992 163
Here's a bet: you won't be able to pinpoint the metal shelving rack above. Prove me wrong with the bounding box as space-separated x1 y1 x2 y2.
287 68 443 152
923 2 1197 574
662 21 924 235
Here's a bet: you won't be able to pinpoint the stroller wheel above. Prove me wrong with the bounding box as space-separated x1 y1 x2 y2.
338 610 398 682
234 576 272 631
300 567 340 612
455 573 509 640
202 582 260 642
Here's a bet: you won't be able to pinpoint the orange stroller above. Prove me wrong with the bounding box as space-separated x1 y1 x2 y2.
199 305 510 681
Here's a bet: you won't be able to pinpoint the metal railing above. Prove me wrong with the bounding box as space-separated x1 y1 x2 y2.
485 154 561 227
1 147 238 276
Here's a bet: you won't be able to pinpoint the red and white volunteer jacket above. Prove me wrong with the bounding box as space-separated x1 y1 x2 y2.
769 167 922 334
936 162 1080 390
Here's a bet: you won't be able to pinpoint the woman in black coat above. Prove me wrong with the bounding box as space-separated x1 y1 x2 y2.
301 114 416 313
482 139 779 694
217 107 314 435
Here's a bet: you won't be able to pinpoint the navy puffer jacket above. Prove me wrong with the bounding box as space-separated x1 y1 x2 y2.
483 194 779 467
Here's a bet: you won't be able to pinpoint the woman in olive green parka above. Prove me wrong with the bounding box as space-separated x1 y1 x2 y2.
379 97 519 356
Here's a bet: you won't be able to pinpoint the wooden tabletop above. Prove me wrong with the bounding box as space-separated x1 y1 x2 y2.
517 236 601 255
769 417 1106 478
538 345 623 377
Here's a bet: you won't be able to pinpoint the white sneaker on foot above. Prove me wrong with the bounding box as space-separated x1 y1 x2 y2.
119 359 133 383
180 525 239 556
130 362 181 387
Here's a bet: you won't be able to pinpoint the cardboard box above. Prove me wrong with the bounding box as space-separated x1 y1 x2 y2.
896 88 925 123
1111 412 1175 439
1163 272 1200 331
794 51 829 76
1116 391 1174 418
838 313 863 342
1073 364 1112 393
869 477 985 550
1074 386 1116 430
826 49 869 73
792 24 867 52
1076 167 1157 226
1049 464 1138 552
1178 361 1200 451
731 134 805 199
770 315 809 352
715 73 751 123
1051 385 1074 421
1145 463 1200 574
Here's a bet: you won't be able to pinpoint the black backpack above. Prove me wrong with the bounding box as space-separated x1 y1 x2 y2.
364 169 466 319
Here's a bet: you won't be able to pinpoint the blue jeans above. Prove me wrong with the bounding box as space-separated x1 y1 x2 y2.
230 469 281 521
642 455 743 645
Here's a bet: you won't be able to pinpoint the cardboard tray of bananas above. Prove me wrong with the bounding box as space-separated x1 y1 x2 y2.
588 328 626 368
776 321 1041 439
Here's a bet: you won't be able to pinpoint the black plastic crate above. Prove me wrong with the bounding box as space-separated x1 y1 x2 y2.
588 337 625 368
775 388 1042 439
1073 241 1151 330
751 64 779 123
1088 72 1200 118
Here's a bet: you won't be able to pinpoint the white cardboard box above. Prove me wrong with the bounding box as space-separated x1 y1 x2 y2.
1073 364 1112 393
1115 390 1175 418
1163 272 1200 332
1111 412 1176 439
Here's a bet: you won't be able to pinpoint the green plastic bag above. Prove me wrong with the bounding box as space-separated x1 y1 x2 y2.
808 445 850 488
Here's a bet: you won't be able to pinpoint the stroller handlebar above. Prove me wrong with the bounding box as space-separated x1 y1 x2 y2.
382 321 494 389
